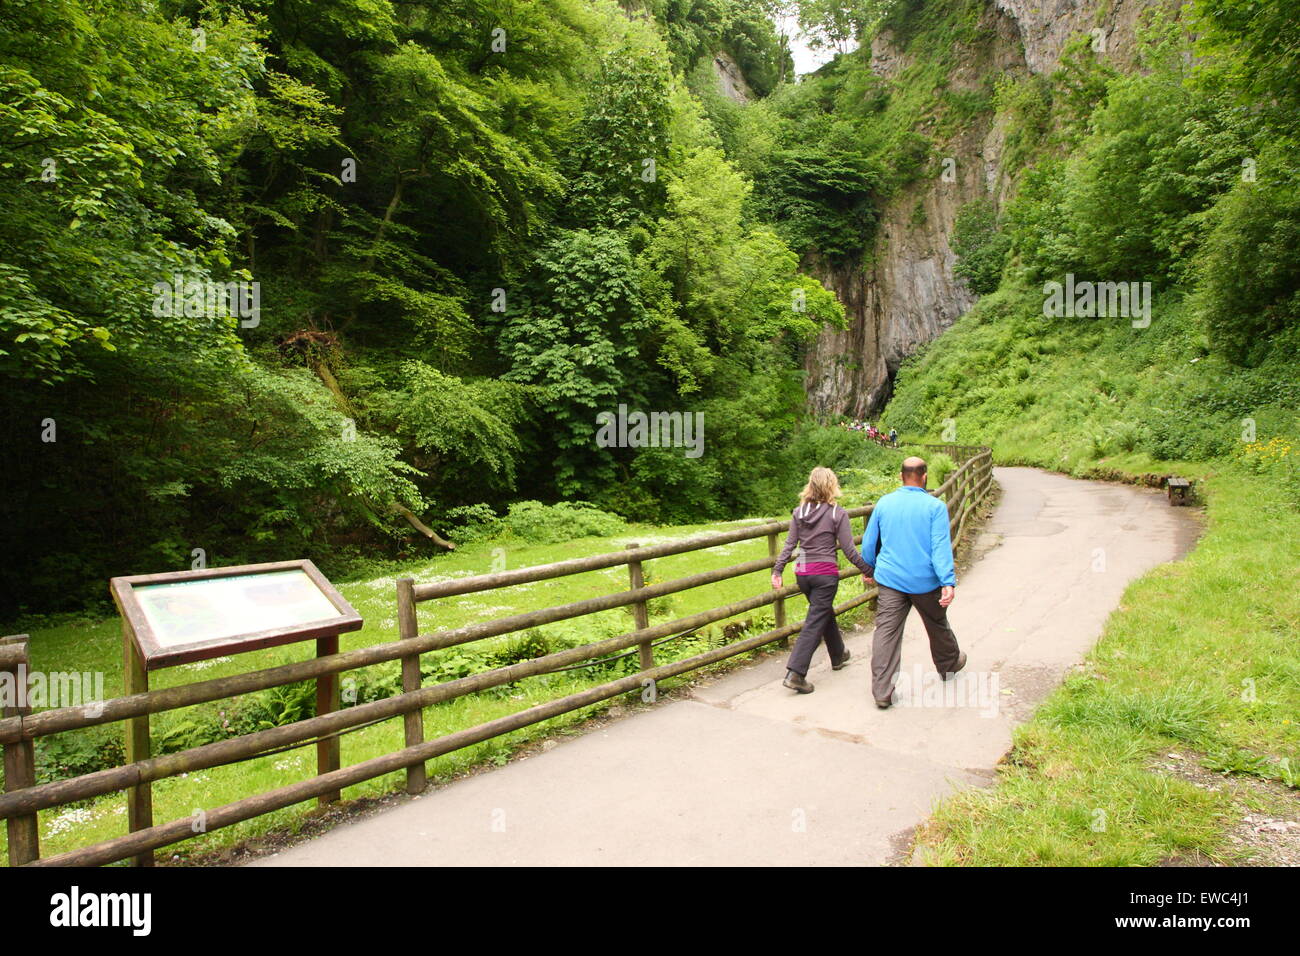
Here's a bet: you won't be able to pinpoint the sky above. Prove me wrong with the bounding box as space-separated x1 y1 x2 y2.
773 11 861 75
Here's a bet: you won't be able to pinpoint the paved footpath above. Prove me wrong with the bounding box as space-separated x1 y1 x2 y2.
253 467 1199 867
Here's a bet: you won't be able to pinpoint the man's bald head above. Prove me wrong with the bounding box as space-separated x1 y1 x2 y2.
901 456 928 486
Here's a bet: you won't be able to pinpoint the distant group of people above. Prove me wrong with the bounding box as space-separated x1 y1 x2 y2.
841 419 898 447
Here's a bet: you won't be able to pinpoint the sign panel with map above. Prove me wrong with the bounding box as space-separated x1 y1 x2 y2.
111 560 363 670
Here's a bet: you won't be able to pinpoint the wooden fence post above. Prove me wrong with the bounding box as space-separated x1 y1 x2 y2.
122 623 153 867
315 634 341 806
961 459 972 518
1 635 39 866
395 578 426 795
626 546 653 670
768 533 788 648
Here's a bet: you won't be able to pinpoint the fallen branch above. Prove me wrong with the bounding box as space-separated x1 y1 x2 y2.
391 501 456 550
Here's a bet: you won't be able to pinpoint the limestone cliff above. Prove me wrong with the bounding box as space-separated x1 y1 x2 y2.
712 50 754 103
803 0 1163 419
996 0 1158 74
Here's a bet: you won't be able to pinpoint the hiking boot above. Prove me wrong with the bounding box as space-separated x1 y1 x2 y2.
943 651 968 681
832 648 851 671
783 670 814 694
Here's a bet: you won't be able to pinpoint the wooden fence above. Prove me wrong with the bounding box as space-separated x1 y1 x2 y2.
0 447 994 867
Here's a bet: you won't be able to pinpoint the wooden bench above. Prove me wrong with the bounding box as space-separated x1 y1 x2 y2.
1166 476 1191 505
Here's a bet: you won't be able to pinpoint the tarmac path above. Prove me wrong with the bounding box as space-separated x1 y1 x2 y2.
251 467 1199 866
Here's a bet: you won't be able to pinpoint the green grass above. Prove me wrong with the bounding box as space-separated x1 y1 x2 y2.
887 279 1300 865
918 468 1299 865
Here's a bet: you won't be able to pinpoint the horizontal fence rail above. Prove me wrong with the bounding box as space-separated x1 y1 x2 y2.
2 448 995 866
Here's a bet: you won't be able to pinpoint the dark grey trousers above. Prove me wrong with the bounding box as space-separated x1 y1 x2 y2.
786 574 846 677
870 584 962 702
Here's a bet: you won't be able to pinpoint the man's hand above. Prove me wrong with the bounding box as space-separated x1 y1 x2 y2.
771 572 783 591
863 569 876 590
939 585 955 607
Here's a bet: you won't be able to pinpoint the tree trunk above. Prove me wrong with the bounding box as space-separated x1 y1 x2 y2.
391 502 456 550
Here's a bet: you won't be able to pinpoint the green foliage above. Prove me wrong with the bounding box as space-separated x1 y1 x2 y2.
882 275 1300 480
1063 69 1225 285
560 30 674 229
34 726 126 786
0 3 266 384
13 0 1295 627
641 142 845 390
1192 144 1300 365
976 2 1299 376
647 0 792 96
796 0 897 52
1238 428 1300 509
952 197 1010 295
501 227 651 494
992 73 1053 172
737 0 1003 268
254 682 318 731
1202 747 1300 790
501 500 628 543
444 503 508 543
1001 37 1248 287
1051 33 1119 131
748 126 886 263
445 499 630 545
35 677 321 782
1194 0 1300 117
0 0 846 615
424 649 491 685
925 452 956 490
374 361 538 498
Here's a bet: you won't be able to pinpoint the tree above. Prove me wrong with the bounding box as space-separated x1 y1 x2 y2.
501 228 652 494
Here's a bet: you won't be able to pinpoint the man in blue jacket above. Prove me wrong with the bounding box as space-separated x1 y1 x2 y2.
859 456 967 708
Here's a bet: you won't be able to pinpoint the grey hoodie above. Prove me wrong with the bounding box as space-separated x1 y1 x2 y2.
773 501 875 576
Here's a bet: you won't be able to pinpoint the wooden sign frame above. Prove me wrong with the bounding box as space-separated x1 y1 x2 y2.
109 559 363 866
110 559 362 671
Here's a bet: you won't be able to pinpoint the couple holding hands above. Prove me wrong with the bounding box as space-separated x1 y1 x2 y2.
770 459 967 709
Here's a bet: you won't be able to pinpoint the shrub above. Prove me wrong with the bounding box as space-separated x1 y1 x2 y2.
953 197 1012 295
502 500 627 543
444 503 505 543
1193 146 1300 365
35 726 125 785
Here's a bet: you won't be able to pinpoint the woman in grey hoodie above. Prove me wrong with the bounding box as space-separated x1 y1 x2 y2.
771 467 876 693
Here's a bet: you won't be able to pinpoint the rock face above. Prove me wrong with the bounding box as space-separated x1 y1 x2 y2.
803 0 1162 419
712 50 754 103
995 0 1158 74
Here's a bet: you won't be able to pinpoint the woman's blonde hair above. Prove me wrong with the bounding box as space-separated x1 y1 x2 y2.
799 466 842 505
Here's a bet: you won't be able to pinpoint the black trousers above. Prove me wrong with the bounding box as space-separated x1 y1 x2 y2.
786 574 846 677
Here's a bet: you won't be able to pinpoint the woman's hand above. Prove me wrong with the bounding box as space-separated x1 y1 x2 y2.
771 572 783 591
863 573 876 590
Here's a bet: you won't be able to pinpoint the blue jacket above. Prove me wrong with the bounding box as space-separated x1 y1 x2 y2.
859 486 956 594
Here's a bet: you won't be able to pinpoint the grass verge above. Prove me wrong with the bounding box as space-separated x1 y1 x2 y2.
916 465 1299 865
